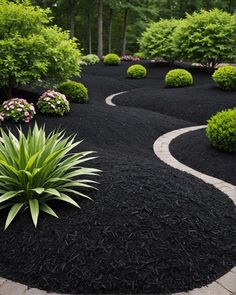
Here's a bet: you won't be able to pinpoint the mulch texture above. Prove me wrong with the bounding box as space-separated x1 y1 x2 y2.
0 61 235 294
170 128 235 185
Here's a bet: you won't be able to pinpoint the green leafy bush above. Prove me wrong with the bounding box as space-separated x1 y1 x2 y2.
0 124 100 229
57 81 88 103
206 109 236 152
212 66 236 90
139 19 181 62
127 64 147 79
81 54 100 65
173 9 235 69
104 53 120 65
0 1 80 99
133 52 145 59
1 98 36 123
165 69 193 87
37 90 70 116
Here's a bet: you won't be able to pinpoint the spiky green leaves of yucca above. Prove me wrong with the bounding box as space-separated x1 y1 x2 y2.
0 124 100 230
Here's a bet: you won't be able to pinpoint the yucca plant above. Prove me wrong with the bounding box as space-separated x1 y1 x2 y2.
0 123 100 230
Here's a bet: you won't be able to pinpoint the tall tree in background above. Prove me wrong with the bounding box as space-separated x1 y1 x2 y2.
31 0 236 55
68 0 77 37
105 0 121 53
97 0 103 58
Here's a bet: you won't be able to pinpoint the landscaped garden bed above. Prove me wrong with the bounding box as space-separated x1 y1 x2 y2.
0 61 235 294
0 2 235 294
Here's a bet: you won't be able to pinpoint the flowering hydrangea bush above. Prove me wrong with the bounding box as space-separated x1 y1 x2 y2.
1 98 35 123
121 55 140 62
37 90 70 116
0 112 4 123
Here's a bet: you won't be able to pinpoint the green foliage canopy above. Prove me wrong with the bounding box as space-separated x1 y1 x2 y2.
173 9 235 68
139 19 181 62
0 0 81 99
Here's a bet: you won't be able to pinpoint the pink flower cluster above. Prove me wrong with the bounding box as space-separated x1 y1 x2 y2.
0 112 4 123
39 90 67 102
2 98 36 123
121 55 140 62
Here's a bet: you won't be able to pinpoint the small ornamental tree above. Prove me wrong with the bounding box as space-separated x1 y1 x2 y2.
173 9 235 69
139 19 181 62
0 0 81 99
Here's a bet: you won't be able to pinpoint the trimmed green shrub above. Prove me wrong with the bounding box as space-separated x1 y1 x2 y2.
57 81 88 103
206 109 236 152
165 69 193 87
212 66 236 90
0 123 100 229
104 53 120 65
0 1 80 99
81 54 100 65
173 9 235 69
139 19 181 62
37 90 70 116
1 98 36 123
127 64 147 79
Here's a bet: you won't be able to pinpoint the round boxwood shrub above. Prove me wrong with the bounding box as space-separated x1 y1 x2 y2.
37 90 70 116
212 66 236 90
104 53 120 65
57 81 88 103
206 109 236 152
165 69 193 87
127 64 147 79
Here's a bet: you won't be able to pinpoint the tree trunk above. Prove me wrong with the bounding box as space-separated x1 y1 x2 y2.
88 12 92 54
108 9 113 53
3 81 13 100
97 0 103 58
228 0 232 12
121 8 128 56
69 0 76 38
42 0 47 8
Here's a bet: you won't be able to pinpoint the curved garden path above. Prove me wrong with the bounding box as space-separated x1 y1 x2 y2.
105 91 236 295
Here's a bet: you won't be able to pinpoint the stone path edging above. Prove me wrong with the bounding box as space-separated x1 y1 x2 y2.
153 125 236 295
105 91 127 106
106 91 236 295
153 125 236 204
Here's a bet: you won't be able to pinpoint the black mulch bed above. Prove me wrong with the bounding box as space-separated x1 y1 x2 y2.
112 63 236 125
170 128 236 185
0 62 235 294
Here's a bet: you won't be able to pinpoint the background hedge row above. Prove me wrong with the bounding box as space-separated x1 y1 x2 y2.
139 9 235 69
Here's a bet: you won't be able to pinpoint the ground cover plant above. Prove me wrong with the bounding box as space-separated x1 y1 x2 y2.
0 1 80 100
0 98 36 123
81 54 100 65
165 69 193 87
127 64 147 79
37 90 70 116
0 124 100 229
57 81 88 103
212 65 236 90
104 53 121 65
206 109 236 152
